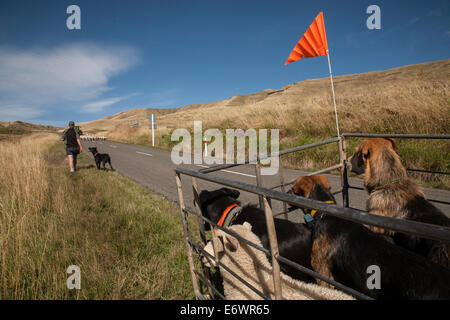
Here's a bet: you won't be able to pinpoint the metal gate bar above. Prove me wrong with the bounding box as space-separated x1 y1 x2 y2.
185 205 374 300
189 239 270 300
192 269 226 300
176 132 450 301
262 196 282 299
275 255 373 300
270 163 343 190
406 168 450 176
198 137 340 174
342 133 450 139
175 167 450 300
342 133 449 207
176 167 450 242
175 173 202 298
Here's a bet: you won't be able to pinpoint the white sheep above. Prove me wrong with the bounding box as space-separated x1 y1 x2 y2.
202 222 355 300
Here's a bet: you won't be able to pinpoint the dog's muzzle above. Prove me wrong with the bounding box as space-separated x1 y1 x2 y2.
348 155 365 175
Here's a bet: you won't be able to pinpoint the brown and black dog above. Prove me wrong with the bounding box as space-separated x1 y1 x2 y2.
347 138 450 269
198 187 315 283
290 175 450 300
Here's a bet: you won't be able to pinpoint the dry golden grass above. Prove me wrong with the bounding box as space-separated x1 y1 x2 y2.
0 133 196 299
79 59 450 187
0 134 55 298
79 59 449 138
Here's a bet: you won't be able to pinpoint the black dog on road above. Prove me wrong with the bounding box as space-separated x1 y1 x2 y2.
88 147 113 170
198 187 314 283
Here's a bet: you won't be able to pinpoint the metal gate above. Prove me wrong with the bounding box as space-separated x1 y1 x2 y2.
174 133 450 300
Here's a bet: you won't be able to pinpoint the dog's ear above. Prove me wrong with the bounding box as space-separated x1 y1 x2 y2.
360 141 371 161
221 187 240 199
315 175 332 191
384 138 399 154
198 188 239 207
349 147 366 175
198 190 219 207
290 176 313 198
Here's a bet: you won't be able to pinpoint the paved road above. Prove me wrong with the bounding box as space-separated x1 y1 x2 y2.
81 140 450 222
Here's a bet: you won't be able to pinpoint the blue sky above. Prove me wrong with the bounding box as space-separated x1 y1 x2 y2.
0 0 449 126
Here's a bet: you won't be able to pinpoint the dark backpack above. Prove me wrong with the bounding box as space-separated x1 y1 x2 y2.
75 126 83 136
65 128 78 148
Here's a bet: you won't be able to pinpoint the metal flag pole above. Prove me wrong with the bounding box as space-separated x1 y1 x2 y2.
326 50 340 137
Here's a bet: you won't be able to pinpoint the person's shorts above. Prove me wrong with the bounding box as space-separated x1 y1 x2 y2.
66 147 80 156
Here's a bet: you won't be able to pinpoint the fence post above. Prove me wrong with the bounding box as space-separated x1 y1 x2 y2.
278 157 289 220
175 172 202 299
191 177 215 299
263 196 282 299
192 177 207 245
191 181 222 288
338 136 350 207
255 161 265 209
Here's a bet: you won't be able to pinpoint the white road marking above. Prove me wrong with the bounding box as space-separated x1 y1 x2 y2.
195 164 255 178
110 145 117 148
136 151 153 157
222 169 256 178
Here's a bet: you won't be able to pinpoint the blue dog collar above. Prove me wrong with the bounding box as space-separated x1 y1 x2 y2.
304 213 314 224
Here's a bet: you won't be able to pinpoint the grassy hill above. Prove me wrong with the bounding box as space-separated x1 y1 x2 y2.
0 121 61 142
0 120 61 132
80 59 450 188
79 59 449 138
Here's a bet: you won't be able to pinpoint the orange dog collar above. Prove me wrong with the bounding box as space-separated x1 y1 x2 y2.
214 203 240 232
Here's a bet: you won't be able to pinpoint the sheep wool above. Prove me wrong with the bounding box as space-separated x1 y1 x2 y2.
207 222 355 300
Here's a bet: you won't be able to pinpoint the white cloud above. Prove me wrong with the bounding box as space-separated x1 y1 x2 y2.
0 43 138 120
27 119 67 128
80 93 139 113
80 97 124 113
0 105 45 120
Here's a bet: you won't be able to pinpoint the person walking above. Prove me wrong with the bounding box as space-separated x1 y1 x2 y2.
61 121 83 172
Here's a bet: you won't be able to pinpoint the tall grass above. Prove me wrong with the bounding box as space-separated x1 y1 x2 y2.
0 133 196 299
82 61 450 188
177 81 449 188
0 134 53 298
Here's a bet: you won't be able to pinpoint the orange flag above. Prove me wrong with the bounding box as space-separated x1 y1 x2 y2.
285 12 328 65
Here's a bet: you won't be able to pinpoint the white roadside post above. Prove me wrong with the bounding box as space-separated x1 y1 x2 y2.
152 114 155 147
204 138 207 157
149 114 157 147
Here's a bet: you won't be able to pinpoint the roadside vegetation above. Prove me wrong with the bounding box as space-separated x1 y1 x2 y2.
129 85 449 189
0 133 196 299
96 61 449 189
0 121 60 142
